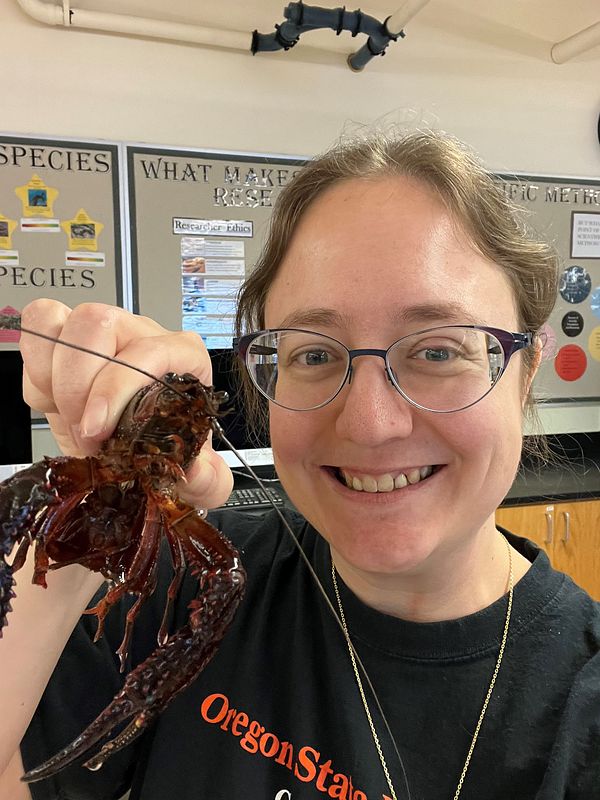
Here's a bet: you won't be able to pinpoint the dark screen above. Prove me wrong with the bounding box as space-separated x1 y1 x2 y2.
209 349 270 452
0 351 32 464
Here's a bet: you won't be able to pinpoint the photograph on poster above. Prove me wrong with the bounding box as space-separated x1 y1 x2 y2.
182 257 206 274
559 265 592 304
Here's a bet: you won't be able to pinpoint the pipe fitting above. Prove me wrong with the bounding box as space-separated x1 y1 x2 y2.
253 2 405 70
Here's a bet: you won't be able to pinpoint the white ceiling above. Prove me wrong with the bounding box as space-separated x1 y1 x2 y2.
41 0 600 61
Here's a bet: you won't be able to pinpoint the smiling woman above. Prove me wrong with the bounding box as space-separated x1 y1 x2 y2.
2 130 600 800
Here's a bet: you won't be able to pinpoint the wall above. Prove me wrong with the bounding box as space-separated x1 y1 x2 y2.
2 1 600 456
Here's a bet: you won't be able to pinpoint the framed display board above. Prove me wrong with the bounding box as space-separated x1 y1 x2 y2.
496 174 600 402
0 135 123 349
127 145 306 349
127 146 305 349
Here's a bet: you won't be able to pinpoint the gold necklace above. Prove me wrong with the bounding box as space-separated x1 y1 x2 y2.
331 535 514 800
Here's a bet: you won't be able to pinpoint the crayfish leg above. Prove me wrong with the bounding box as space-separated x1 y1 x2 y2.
84 496 162 666
157 532 186 646
9 537 32 574
30 490 97 588
115 587 156 673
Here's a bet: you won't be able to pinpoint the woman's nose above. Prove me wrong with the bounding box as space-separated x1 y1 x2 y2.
333 357 415 444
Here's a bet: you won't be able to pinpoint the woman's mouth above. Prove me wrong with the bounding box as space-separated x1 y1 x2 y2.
331 465 440 493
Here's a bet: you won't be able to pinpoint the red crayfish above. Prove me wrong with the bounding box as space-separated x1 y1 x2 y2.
0 314 246 781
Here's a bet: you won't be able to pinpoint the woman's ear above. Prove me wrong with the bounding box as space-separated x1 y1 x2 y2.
522 336 543 409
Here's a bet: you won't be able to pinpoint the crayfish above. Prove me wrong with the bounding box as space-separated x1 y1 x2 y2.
0 315 246 781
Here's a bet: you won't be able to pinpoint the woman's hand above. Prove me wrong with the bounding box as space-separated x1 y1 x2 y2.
19 299 233 509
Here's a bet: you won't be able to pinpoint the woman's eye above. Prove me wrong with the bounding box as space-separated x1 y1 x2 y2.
298 350 330 365
413 345 457 361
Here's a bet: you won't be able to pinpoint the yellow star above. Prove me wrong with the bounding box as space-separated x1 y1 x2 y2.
61 208 104 252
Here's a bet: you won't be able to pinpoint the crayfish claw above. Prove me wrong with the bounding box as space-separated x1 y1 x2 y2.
23 553 245 782
82 711 154 772
21 697 140 783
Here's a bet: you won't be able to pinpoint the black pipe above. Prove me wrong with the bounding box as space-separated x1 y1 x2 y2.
251 2 404 69
346 15 404 71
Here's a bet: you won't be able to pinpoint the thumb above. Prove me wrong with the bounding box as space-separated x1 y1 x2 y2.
177 438 234 509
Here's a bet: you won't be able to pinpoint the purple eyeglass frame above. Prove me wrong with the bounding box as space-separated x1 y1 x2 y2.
234 325 534 413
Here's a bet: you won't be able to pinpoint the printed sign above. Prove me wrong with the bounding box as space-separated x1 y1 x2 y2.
0 135 122 352
127 145 305 338
571 212 600 258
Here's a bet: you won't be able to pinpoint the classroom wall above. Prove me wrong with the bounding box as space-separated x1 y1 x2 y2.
3 1 600 454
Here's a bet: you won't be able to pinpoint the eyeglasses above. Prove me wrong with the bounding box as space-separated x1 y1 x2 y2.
234 325 534 414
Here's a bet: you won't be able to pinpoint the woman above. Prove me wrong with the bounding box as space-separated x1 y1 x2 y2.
1 131 599 800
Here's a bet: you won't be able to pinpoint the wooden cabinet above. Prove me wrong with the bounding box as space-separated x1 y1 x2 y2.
495 499 600 600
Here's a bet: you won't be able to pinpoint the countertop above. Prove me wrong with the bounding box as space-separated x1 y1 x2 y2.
502 432 600 506
502 457 600 506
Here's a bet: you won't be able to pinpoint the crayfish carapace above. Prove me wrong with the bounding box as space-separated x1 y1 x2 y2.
0 359 246 781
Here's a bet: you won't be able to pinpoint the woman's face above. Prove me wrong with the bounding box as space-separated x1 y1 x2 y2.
264 177 528 578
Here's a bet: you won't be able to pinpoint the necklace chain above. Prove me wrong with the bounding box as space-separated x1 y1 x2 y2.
331 535 514 800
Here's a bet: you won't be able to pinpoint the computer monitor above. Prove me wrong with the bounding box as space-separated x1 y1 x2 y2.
208 349 272 466
0 350 32 464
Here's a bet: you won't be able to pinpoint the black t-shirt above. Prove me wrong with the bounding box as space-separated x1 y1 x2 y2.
22 510 600 800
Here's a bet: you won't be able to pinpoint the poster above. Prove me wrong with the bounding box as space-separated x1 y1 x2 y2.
0 135 122 348
127 145 305 348
497 174 600 401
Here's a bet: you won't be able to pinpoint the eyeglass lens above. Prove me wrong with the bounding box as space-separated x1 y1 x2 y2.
245 328 505 412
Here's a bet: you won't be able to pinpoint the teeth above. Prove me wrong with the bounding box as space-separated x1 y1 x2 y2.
394 473 408 489
406 469 421 485
362 476 378 493
339 467 434 493
377 474 395 493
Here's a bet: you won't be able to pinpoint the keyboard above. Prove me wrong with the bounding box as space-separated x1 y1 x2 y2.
222 486 285 509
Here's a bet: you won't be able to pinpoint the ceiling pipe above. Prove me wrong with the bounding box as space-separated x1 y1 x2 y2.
15 0 65 24
385 0 431 36
15 0 430 68
15 0 252 51
349 0 432 70
551 21 600 63
252 3 421 70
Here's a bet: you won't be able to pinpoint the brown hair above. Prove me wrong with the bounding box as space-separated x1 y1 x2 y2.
234 130 559 454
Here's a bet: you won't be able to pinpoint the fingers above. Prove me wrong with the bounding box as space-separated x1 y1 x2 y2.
21 299 71 415
78 330 213 442
178 437 234 509
18 301 234 509
20 300 211 441
21 300 233 508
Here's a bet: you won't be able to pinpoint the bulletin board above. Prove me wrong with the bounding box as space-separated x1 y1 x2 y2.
128 151 599 402
496 174 600 402
6 136 590 402
0 135 123 349
127 145 306 349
